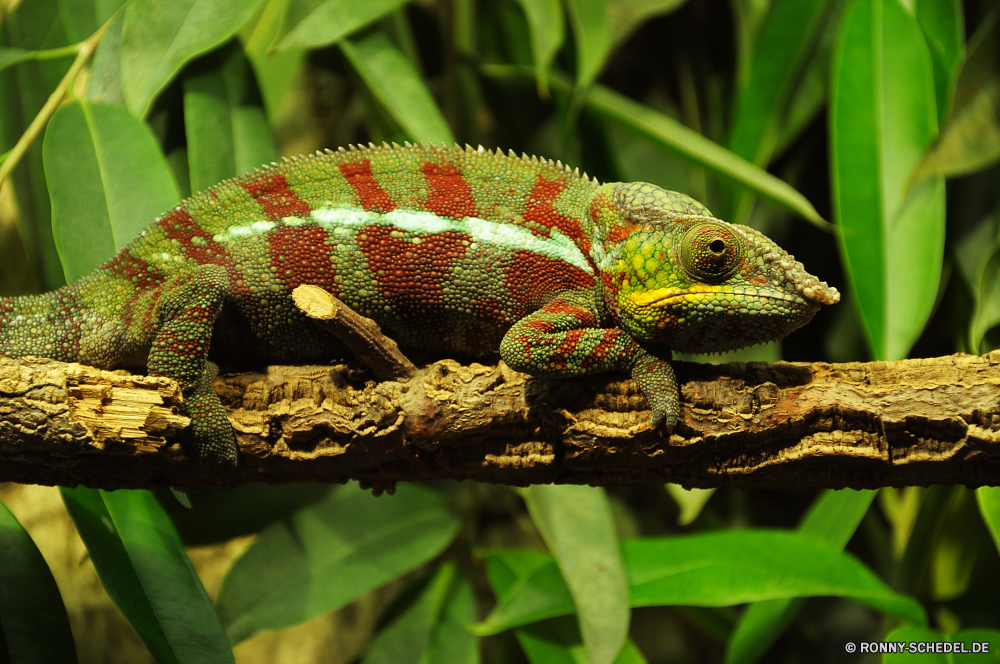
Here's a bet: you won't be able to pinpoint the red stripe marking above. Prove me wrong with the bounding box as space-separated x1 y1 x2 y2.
504 250 594 308
421 161 476 219
523 175 591 253
240 173 312 220
105 249 164 291
358 225 468 318
268 225 339 295
339 160 396 213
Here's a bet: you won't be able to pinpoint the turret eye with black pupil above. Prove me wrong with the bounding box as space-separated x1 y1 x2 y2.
680 222 743 281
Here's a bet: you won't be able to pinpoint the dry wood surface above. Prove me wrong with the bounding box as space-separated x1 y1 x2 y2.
1 350 999 491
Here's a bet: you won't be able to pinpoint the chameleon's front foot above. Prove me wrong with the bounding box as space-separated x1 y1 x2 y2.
630 350 680 430
181 361 238 466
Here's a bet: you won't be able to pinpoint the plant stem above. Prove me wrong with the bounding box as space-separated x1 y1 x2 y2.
0 13 115 189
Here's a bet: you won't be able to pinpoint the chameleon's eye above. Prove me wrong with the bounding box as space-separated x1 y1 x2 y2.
680 221 743 281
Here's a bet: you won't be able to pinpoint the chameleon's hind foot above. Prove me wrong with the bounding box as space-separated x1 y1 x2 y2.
182 361 238 465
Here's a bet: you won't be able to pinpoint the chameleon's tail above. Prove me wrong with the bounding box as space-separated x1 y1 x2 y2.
0 281 117 365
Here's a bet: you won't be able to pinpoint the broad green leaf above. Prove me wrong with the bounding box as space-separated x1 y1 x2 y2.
512 0 564 95
726 0 834 222
912 8 1000 182
43 99 180 281
914 0 964 123
969 244 1000 352
0 499 78 663
363 561 479 664
60 487 235 664
607 0 687 48
340 31 453 145
627 531 924 623
725 489 877 664
276 0 412 51
516 617 648 664
830 0 945 360
240 0 306 121
884 626 1000 662
1 0 73 290
486 549 558 601
581 80 827 226
976 486 1000 556
476 555 575 635
183 40 277 192
0 47 32 72
477 531 925 635
665 485 715 525
158 483 333 546
526 485 630 664
120 0 266 117
894 485 953 596
85 10 126 106
217 483 460 645
565 0 612 91
424 571 480 664
56 0 125 43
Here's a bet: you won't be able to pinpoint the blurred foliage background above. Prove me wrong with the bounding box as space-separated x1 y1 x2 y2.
3 0 1000 662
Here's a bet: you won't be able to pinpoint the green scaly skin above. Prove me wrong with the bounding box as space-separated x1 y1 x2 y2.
0 144 840 464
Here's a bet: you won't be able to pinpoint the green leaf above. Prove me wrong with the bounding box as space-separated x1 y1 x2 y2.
725 489 877 664
240 0 306 121
565 0 612 91
914 0 964 124
665 485 715 526
120 0 266 117
85 10 126 106
976 486 1000 557
0 47 32 72
60 487 234 664
829 0 945 360
276 0 412 51
478 530 924 635
476 557 575 634
884 626 1000 662
216 483 460 645
340 31 454 145
526 486 630 664
726 0 835 222
43 99 180 281
363 561 479 664
183 40 277 192
607 0 687 49
516 617 648 664
424 571 480 664
969 243 1000 353
912 8 1000 182
512 0 564 95
0 498 78 664
581 80 828 227
627 531 924 623
58 0 125 43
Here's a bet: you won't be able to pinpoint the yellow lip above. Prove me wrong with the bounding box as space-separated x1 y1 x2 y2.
629 286 719 308
628 286 814 309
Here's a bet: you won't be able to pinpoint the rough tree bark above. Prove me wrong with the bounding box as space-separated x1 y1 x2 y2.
1 350 999 492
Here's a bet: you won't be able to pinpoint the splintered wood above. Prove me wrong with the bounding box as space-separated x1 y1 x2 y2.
1 352 1000 491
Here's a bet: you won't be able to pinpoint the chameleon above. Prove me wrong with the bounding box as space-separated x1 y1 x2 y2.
0 143 839 465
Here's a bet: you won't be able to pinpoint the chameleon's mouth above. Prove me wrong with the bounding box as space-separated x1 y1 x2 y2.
629 287 818 311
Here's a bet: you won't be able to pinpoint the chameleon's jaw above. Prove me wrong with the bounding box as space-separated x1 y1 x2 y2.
621 286 822 352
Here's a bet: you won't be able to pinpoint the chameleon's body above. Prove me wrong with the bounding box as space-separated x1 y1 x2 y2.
0 143 838 464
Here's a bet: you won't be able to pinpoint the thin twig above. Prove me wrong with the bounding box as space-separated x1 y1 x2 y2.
0 11 117 189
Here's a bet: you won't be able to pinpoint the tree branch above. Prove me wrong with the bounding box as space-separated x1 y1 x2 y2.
2 351 1000 491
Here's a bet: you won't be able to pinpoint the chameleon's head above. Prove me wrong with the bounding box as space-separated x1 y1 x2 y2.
601 182 840 353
